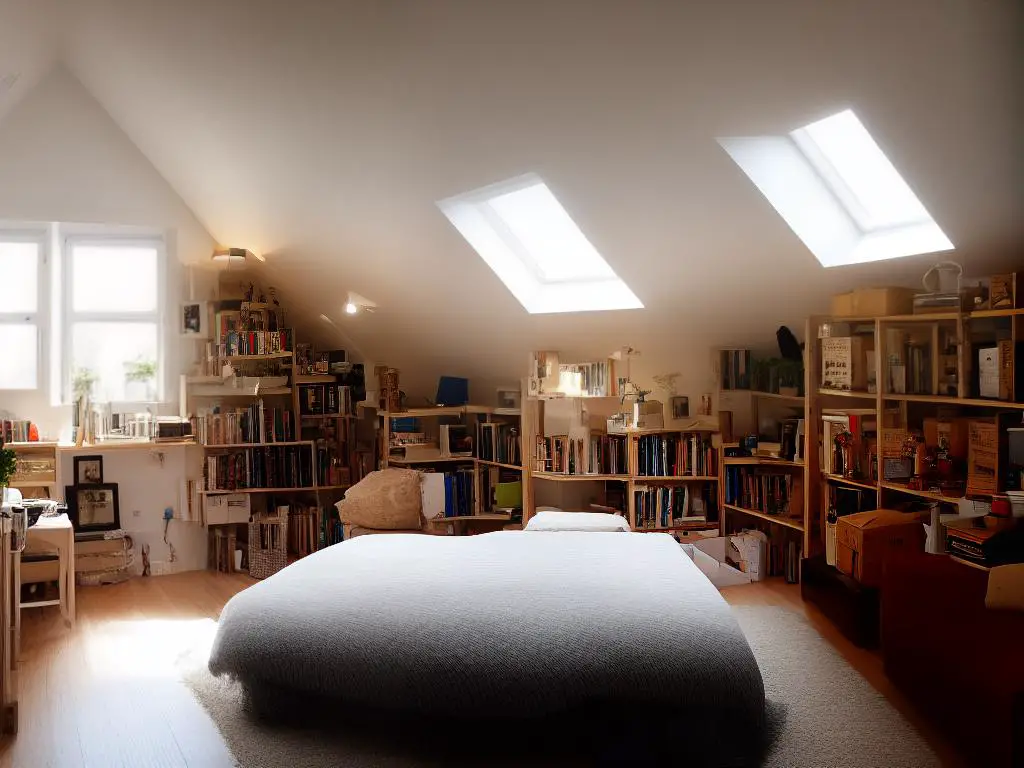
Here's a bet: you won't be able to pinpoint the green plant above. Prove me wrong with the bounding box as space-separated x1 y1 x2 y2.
124 358 157 382
73 368 98 399
0 447 17 489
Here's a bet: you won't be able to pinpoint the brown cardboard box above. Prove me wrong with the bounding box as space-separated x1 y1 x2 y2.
831 291 854 317
835 509 925 587
851 287 917 317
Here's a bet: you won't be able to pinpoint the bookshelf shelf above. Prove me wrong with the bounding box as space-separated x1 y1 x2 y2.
627 425 718 435
201 487 316 495
879 482 964 504
949 555 992 572
427 513 513 522
881 393 1024 410
300 414 356 420
314 484 350 491
533 472 631 482
190 386 292 397
877 312 961 323
475 458 525 471
10 478 56 488
822 474 877 492
817 388 877 400
201 441 314 449
968 307 1024 318
633 475 719 482
635 522 717 532
222 352 294 362
389 456 475 465
722 457 804 468
751 391 805 404
723 504 805 532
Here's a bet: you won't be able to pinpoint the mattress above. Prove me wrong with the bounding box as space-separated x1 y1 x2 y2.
209 531 764 734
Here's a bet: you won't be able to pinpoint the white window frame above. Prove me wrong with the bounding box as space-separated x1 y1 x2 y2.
0 228 48 391
61 234 166 404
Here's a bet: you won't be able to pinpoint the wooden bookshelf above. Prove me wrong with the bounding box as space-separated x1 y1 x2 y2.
722 457 804 468
533 472 631 482
201 486 315 495
806 295 1024 573
817 388 876 400
632 475 719 482
475 459 525 471
202 441 313 449
723 504 805 532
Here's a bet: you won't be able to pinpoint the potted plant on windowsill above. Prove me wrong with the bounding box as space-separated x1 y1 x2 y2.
124 358 157 401
0 445 17 506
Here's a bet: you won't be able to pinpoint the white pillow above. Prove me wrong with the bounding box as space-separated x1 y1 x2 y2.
525 510 631 532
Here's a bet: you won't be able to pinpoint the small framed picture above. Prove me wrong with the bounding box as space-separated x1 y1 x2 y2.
74 455 104 485
671 396 690 419
180 301 208 337
67 483 120 532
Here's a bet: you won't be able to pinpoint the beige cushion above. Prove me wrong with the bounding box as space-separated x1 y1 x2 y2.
335 469 423 530
985 563 1024 611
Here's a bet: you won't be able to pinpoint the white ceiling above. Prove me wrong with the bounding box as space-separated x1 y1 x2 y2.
2 0 1022 396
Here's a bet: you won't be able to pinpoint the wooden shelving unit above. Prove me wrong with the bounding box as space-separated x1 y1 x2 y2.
723 504 805 532
378 396 530 529
805 295 1024 564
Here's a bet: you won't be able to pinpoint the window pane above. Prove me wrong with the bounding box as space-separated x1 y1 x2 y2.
0 324 38 389
0 242 39 313
72 245 158 313
800 110 930 229
488 183 615 282
71 322 158 402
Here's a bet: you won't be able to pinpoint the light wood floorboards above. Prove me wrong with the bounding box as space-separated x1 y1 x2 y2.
0 572 963 767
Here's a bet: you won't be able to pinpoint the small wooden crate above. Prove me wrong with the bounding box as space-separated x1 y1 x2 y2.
249 514 288 579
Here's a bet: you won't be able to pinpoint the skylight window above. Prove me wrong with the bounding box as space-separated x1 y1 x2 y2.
719 109 952 267
438 174 642 314
791 110 931 232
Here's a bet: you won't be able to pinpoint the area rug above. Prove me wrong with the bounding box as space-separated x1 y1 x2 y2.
180 605 940 767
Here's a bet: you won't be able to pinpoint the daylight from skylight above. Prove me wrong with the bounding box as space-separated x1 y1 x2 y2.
719 109 953 268
438 175 642 314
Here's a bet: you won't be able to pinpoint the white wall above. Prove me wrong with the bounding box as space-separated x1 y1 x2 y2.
0 65 218 571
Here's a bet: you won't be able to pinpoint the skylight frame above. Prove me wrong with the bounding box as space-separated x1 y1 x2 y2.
438 173 643 314
789 109 933 234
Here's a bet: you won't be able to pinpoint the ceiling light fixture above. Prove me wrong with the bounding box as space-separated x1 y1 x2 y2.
211 247 251 265
343 291 377 316
344 302 358 315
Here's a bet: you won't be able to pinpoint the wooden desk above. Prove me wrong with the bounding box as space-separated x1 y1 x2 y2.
16 514 75 650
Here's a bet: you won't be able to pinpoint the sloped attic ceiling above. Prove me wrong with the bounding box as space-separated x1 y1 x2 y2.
4 0 1023 397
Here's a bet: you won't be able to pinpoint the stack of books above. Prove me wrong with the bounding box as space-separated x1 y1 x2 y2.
205 445 314 491
191 402 294 445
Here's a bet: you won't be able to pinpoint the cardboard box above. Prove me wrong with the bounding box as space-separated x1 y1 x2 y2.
727 530 767 581
686 536 752 588
831 292 854 317
989 273 1015 309
851 287 917 317
835 509 925 587
821 336 868 391
204 493 251 525
967 419 1000 496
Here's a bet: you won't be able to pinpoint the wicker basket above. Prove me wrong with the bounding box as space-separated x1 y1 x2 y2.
249 514 289 579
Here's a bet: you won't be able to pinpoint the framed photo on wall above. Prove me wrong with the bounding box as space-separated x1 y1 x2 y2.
180 301 209 337
73 455 104 485
670 396 690 419
67 483 121 532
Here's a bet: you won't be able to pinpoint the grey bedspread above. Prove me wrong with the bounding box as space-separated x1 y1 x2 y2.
209 531 764 731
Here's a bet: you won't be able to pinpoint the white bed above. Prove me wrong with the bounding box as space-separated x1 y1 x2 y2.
210 530 764 749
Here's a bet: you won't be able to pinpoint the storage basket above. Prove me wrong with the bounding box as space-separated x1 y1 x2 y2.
249 514 289 579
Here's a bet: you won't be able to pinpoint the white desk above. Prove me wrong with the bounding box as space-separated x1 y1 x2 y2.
16 514 75 644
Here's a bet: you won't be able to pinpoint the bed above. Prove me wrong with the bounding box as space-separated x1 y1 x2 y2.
209 530 764 756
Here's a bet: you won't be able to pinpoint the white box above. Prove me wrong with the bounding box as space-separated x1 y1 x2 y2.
727 530 767 582
420 473 446 520
204 493 251 526
979 347 1000 399
688 536 752 588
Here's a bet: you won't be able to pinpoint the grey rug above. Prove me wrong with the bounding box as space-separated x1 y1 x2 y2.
181 605 941 767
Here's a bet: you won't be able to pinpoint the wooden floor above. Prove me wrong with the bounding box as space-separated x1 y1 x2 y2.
0 572 964 767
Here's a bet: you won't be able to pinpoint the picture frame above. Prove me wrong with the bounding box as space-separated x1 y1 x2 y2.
73 455 104 485
180 301 209 337
67 483 120 532
670 395 690 419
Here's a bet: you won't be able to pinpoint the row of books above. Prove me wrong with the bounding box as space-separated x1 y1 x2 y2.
635 433 716 477
633 484 716 529
217 329 293 358
422 468 476 518
557 360 619 397
315 443 351 487
0 419 37 443
205 445 314 491
535 433 629 475
298 384 353 416
724 467 803 519
288 506 325 558
719 349 751 390
476 422 522 466
191 403 295 445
